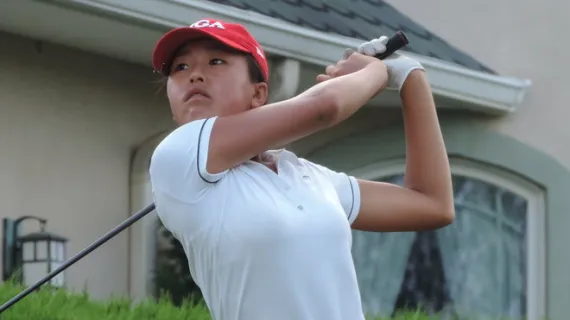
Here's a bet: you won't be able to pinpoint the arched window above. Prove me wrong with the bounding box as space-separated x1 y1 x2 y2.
349 158 546 320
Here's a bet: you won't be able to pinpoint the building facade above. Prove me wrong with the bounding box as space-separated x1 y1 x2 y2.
1 0 567 319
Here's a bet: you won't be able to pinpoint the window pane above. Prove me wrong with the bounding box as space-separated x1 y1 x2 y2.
352 226 415 315
352 173 528 320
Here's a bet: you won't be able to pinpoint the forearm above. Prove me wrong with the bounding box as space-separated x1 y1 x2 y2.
298 61 387 125
328 61 387 122
401 70 454 212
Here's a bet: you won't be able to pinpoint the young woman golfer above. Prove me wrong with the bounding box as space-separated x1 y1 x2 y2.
149 18 455 320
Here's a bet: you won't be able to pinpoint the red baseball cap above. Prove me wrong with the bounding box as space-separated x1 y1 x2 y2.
152 18 269 81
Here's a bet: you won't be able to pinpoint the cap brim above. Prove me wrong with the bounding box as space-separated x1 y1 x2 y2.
152 27 249 75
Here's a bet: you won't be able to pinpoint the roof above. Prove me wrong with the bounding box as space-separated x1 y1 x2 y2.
205 0 496 74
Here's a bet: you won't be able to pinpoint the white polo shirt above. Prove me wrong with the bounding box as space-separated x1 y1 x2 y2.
149 117 365 320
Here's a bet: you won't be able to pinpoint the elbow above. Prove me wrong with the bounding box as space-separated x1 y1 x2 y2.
441 208 456 226
425 196 455 229
426 189 455 228
437 203 456 227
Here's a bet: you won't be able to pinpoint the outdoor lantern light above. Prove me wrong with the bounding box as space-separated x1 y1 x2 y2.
2 216 68 287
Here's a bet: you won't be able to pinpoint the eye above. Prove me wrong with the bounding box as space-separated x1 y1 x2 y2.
210 58 226 66
172 63 188 73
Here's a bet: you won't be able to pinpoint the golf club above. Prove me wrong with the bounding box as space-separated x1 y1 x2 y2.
0 203 155 313
0 30 409 314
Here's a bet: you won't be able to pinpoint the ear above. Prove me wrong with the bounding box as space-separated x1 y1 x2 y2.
250 82 269 109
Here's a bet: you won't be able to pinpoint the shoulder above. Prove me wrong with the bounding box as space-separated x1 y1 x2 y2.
152 118 213 156
149 117 224 194
294 153 358 193
295 155 335 177
150 118 218 173
278 151 343 185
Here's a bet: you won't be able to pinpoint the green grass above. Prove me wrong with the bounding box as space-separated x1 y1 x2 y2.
0 280 210 320
0 280 516 320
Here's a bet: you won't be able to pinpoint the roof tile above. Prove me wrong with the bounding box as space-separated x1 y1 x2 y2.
205 0 495 73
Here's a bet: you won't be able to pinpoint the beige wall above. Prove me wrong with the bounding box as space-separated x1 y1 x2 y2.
0 30 173 300
382 0 570 169
2 0 562 303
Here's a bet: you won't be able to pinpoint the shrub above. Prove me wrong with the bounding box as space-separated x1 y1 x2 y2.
0 280 211 320
0 279 456 319
154 220 203 306
0 280 524 319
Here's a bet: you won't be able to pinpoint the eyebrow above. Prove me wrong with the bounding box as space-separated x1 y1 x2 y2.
172 42 239 60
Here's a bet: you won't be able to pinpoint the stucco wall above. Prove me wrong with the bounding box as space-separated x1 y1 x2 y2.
0 30 173 300
382 0 570 171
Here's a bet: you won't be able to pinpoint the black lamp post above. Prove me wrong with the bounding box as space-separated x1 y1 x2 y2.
2 216 68 287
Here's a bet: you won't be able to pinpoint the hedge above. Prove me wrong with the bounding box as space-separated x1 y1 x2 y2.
0 279 524 319
0 280 210 320
0 280 451 320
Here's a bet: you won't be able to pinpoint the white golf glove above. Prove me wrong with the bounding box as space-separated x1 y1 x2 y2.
357 36 424 91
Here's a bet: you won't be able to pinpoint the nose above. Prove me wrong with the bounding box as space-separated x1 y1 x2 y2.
188 67 205 84
189 73 204 83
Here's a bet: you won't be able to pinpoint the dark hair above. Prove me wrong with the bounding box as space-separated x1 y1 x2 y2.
245 53 265 84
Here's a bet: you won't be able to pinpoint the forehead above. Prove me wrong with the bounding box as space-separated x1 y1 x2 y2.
172 38 244 60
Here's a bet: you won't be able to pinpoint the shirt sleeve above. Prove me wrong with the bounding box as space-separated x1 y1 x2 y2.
149 117 227 202
149 117 228 240
302 160 362 225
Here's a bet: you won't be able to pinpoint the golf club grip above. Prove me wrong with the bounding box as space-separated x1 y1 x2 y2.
0 203 157 314
375 30 409 60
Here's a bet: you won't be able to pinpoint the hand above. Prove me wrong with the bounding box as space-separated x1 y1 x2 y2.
316 51 386 83
357 36 424 91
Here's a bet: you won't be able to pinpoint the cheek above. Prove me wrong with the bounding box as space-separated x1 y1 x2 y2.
166 80 183 101
212 80 249 111
229 79 254 100
165 83 186 116
228 87 252 111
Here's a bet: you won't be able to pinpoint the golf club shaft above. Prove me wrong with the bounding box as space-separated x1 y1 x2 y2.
0 203 156 314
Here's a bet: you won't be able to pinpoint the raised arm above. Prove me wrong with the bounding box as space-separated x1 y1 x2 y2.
353 70 455 231
349 37 455 232
207 53 388 174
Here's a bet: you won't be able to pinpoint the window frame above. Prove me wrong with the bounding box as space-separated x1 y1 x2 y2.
349 157 546 319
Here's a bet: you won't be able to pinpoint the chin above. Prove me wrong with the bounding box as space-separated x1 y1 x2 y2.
184 108 211 122
175 114 201 126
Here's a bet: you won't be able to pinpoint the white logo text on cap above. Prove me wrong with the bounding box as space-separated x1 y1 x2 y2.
190 20 225 29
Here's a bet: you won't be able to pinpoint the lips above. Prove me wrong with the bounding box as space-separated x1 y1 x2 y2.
183 88 211 103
